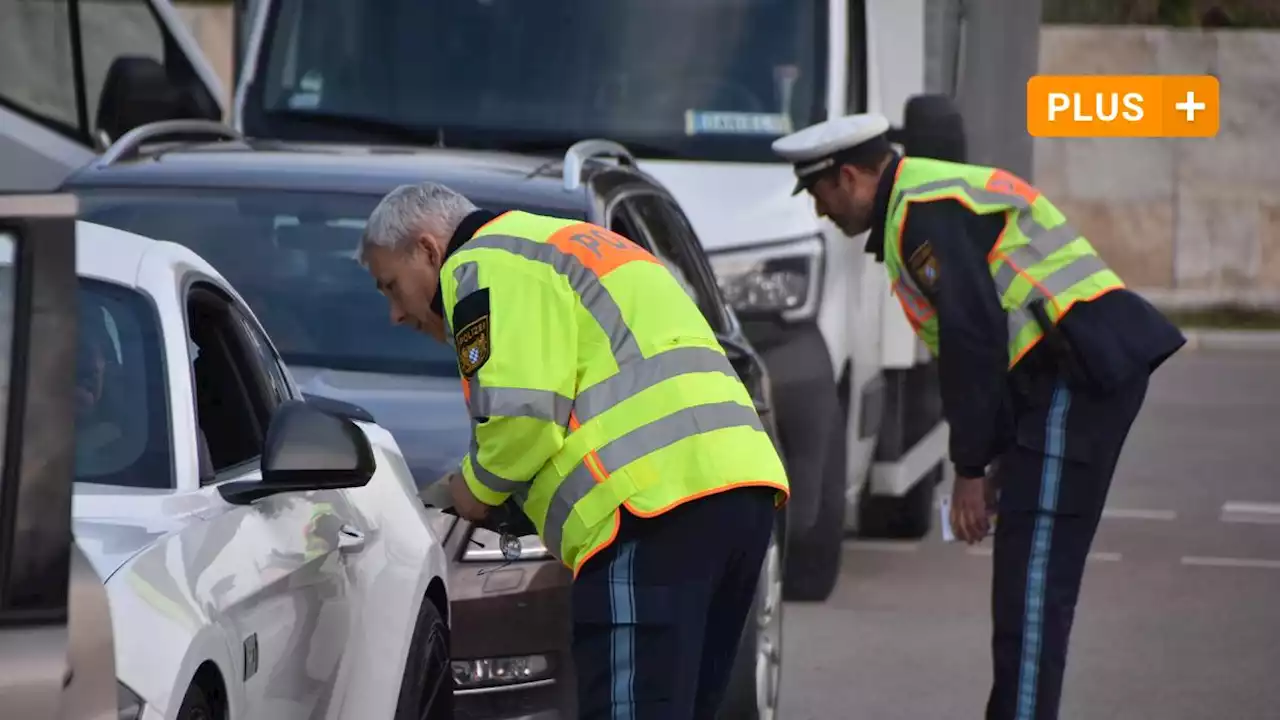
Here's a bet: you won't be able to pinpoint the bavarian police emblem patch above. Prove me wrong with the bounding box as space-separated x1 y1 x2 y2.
908 241 940 291
456 315 490 377
452 288 491 377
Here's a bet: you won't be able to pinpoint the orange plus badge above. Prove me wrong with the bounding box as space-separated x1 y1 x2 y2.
1026 74 1219 138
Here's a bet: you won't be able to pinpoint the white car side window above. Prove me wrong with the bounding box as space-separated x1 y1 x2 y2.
75 280 173 488
188 285 275 478
235 308 293 408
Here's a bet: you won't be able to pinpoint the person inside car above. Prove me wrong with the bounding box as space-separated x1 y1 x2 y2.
75 323 124 473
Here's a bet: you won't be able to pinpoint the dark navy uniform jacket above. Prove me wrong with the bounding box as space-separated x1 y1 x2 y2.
865 154 1186 479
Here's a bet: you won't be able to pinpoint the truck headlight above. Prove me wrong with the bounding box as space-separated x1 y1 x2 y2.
462 527 551 562
707 234 824 321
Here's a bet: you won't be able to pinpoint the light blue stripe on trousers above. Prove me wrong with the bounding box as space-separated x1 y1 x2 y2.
1015 380 1072 720
609 541 638 720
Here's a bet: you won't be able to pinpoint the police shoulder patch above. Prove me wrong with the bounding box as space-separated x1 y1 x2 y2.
907 240 940 291
452 288 491 377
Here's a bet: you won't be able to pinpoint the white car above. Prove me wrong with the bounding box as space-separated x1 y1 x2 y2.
56 220 452 720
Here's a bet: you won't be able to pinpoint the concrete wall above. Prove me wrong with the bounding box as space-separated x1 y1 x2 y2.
1036 26 1280 308
174 3 235 114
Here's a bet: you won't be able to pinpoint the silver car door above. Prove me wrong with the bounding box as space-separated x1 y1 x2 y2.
0 195 117 719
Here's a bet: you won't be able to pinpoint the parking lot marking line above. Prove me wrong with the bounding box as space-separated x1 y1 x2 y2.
846 540 921 553
1180 556 1280 570
966 548 1121 562
1102 508 1178 521
1220 501 1280 525
1088 552 1123 562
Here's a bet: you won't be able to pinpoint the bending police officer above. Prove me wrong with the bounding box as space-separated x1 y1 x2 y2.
358 182 790 720
772 114 1185 720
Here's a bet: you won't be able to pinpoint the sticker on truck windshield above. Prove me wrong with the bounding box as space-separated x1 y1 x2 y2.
684 110 794 136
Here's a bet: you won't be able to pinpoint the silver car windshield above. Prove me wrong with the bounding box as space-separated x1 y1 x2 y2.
76 187 566 380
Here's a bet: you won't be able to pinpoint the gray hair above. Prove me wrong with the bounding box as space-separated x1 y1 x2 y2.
357 182 478 265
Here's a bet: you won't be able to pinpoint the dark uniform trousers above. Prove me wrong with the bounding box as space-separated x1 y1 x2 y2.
571 485 777 720
986 361 1150 720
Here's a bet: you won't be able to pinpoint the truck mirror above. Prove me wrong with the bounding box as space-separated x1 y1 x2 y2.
899 94 967 163
94 56 220 148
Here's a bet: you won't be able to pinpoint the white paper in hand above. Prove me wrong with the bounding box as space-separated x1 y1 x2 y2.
938 494 996 543
939 495 956 543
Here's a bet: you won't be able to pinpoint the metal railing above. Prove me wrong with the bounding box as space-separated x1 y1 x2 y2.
561 139 636 191
96 120 244 167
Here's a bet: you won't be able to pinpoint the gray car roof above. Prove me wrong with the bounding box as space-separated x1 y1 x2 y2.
62 140 617 215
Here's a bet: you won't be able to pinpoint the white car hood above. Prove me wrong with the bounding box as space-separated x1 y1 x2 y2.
635 160 823 252
71 485 217 583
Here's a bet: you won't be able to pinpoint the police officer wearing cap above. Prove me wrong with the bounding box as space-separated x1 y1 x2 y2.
773 114 1185 720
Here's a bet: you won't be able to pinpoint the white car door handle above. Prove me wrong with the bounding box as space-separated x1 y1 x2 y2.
338 524 366 553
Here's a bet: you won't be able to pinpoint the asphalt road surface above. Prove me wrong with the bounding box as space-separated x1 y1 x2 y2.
780 348 1280 720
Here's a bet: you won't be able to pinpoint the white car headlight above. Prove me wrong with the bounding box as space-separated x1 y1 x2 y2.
707 234 824 322
462 527 551 562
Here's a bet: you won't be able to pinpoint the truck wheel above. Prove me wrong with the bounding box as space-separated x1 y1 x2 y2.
719 527 783 720
858 464 941 540
782 400 846 602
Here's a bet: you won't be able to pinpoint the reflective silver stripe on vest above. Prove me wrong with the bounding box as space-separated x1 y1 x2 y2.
993 214 1084 285
455 261 481 300
895 177 1034 210
469 386 574 423
573 345 739 424
1002 253 1112 342
465 234 643 366
1007 308 1035 342
468 437 527 494
537 400 765 558
994 252 1111 304
894 276 934 319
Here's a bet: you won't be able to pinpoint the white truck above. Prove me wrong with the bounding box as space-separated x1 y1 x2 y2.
0 0 1042 603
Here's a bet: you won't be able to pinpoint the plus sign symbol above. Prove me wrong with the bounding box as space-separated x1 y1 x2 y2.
1175 90 1206 122
1163 75 1219 136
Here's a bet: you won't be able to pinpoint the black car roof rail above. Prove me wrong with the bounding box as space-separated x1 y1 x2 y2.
96 120 244 168
562 139 635 191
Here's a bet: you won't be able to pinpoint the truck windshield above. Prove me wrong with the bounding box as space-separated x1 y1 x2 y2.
248 0 826 163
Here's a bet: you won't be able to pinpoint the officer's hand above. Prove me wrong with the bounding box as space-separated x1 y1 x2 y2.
951 474 990 544
449 471 492 523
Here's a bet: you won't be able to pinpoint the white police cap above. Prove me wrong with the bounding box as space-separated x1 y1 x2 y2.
772 113 892 195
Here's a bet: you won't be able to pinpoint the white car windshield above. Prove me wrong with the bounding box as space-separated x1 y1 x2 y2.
247 0 826 163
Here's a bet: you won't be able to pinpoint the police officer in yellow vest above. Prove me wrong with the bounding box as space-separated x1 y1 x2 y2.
773 115 1184 720
359 182 789 719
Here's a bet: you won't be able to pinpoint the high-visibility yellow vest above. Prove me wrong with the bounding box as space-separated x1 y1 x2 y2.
883 157 1126 368
440 211 790 576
